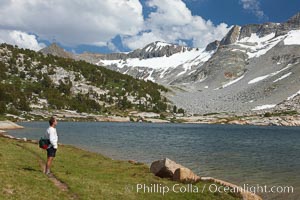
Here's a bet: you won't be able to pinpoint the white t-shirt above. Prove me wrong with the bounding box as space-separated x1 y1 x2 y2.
45 126 58 149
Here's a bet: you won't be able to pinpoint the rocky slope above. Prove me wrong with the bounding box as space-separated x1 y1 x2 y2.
0 43 175 120
40 43 73 59
167 13 300 115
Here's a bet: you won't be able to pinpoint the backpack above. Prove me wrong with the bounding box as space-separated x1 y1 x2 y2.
39 138 50 149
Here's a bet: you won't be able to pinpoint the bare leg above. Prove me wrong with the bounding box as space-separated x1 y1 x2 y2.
45 157 54 174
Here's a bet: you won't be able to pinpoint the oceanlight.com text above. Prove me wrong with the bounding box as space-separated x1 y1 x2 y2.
125 183 294 195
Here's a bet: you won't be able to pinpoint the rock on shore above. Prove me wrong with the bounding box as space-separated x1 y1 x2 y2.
0 120 23 130
150 158 185 179
150 158 262 200
150 158 200 182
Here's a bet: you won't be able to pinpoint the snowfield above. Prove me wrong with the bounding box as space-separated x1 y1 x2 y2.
252 104 276 111
284 30 300 45
99 48 213 70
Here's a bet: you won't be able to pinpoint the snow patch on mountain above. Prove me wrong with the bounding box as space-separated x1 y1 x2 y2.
222 74 245 88
284 30 300 45
273 72 292 83
287 90 300 100
99 48 213 71
145 42 171 52
239 32 275 43
248 64 293 84
248 74 270 84
145 69 155 82
252 104 276 111
236 33 285 59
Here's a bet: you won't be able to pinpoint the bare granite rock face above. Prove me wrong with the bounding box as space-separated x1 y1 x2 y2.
126 41 194 60
205 40 220 52
239 23 279 40
276 12 300 36
220 25 241 46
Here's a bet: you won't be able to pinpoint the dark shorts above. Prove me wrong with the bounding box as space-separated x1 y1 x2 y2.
47 147 57 157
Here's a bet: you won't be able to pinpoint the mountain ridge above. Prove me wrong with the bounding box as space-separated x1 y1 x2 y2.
39 12 300 115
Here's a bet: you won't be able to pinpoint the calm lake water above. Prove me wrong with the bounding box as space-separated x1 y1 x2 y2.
7 122 300 200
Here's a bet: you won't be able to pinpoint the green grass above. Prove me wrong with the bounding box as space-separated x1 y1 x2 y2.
0 137 241 200
0 138 70 199
263 110 298 117
202 113 220 116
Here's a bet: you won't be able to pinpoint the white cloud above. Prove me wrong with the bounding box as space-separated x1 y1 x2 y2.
107 41 120 52
122 0 230 49
0 0 230 51
122 32 165 50
0 0 143 47
0 30 46 51
240 0 267 20
146 0 193 27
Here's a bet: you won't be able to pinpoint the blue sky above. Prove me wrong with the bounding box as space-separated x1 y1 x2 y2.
0 0 299 54
184 0 300 25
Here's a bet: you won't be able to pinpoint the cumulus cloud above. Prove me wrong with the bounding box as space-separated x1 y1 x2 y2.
0 0 230 51
122 32 165 50
0 0 143 47
240 0 267 20
0 30 46 51
122 0 230 49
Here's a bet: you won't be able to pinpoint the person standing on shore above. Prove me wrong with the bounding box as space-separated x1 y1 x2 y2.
44 116 58 175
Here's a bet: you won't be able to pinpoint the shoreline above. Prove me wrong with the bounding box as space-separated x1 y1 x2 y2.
0 121 262 200
2 108 300 126
179 115 300 126
4 113 300 127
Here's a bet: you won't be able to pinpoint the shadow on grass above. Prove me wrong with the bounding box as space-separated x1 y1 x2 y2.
22 167 38 172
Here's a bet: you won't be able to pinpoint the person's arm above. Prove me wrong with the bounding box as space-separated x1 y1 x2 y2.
49 128 58 149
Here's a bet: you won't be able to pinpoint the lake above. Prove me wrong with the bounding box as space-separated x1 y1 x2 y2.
7 122 300 200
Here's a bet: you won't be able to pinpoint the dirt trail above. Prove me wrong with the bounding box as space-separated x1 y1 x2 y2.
16 143 79 199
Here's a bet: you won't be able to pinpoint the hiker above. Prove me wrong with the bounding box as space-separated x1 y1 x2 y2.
44 116 58 175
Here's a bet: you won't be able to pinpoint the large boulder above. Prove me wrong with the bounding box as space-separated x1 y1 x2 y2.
150 158 185 179
173 167 200 183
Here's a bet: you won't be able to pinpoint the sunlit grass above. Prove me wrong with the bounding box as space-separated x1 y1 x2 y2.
0 137 241 200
